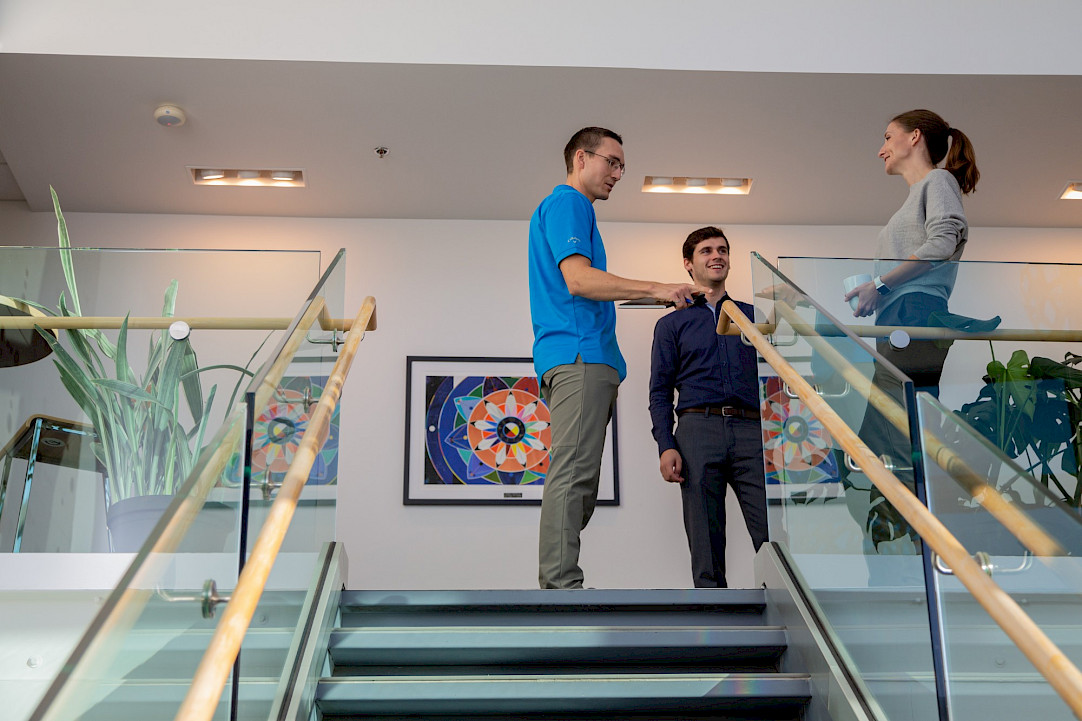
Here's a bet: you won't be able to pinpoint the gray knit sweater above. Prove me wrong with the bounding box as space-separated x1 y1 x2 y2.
874 168 967 315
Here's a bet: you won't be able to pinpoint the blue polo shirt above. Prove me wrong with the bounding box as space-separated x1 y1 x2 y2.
528 184 626 381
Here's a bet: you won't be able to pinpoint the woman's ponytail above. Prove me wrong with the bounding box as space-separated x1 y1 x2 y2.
945 127 980 195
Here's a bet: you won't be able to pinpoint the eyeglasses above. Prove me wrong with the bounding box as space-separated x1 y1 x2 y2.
584 150 626 175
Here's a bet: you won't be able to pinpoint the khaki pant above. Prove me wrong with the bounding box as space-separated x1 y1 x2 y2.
538 358 619 589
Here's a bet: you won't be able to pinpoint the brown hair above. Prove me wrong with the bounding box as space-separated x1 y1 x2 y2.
682 226 729 278
563 127 623 174
891 109 980 194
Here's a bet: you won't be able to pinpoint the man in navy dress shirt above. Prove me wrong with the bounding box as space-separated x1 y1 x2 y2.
648 226 768 588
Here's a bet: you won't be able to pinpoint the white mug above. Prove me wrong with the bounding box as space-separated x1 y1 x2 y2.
842 273 873 311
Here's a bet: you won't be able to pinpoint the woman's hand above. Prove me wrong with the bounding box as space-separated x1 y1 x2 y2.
844 281 880 317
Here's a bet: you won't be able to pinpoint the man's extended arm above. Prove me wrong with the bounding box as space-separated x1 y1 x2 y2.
560 255 703 309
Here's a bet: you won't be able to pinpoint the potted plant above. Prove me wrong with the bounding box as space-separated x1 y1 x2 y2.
957 348 1082 508
24 188 253 550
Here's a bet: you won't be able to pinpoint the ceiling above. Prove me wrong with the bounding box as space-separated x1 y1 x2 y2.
1 53 1081 228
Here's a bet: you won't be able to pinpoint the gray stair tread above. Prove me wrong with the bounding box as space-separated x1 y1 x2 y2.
328 625 786 665
340 588 766 611
316 672 811 714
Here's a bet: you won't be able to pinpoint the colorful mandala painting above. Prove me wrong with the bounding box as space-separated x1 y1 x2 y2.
759 375 838 486
424 374 551 485
251 375 339 485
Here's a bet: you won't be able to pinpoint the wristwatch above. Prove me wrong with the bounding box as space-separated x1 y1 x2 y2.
873 275 891 295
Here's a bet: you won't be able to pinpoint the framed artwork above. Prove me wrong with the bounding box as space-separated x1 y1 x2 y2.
404 356 620 505
251 375 340 486
759 375 840 501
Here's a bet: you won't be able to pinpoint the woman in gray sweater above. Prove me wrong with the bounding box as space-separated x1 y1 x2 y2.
845 108 980 394
844 109 980 554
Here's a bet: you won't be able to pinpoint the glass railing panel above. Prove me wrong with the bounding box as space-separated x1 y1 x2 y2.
778 256 1082 513
917 393 1082 721
0 246 322 554
25 404 247 721
750 252 942 720
236 249 347 720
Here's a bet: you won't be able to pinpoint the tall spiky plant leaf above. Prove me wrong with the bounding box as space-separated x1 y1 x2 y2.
57 292 105 378
190 384 217 452
51 186 81 317
155 340 188 412
162 279 178 318
39 329 103 410
93 379 168 406
178 339 204 425
144 328 167 388
114 315 137 386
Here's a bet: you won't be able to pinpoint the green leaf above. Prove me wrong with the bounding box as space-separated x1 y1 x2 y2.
178 339 204 425
1031 356 1082 390
57 293 105 378
51 186 82 317
14 297 58 316
154 339 188 411
92 379 167 406
162 279 178 318
190 384 218 455
115 315 137 385
181 364 257 378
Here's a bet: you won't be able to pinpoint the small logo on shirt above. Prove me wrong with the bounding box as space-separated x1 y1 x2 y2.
567 236 582 245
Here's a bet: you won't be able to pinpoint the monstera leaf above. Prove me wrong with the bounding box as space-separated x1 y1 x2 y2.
958 349 1082 505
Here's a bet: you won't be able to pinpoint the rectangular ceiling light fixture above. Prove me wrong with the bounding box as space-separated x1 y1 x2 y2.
1060 182 1082 200
642 176 753 195
189 168 305 188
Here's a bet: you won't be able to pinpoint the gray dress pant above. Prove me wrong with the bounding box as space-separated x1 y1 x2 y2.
538 358 619 589
674 413 768 588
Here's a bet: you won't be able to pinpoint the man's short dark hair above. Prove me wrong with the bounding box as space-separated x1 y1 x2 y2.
682 226 729 263
564 127 623 174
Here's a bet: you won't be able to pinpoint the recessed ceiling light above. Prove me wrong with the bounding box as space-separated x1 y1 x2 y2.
642 176 753 195
189 168 305 188
1060 182 1082 200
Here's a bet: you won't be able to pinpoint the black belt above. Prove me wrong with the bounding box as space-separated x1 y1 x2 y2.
677 405 760 420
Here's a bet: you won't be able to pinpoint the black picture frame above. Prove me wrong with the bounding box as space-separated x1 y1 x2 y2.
403 356 620 505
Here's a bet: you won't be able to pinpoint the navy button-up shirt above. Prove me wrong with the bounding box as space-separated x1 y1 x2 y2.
649 295 760 454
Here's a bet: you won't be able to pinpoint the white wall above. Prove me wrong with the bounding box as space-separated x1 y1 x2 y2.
4 201 1080 589
2 1 1081 75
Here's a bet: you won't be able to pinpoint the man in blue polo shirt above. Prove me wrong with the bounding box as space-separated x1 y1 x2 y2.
529 126 704 589
649 226 767 588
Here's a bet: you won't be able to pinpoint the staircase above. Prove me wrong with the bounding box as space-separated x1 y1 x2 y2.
314 588 813 720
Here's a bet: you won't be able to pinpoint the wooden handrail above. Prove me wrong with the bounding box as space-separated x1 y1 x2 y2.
174 296 377 721
767 300 1065 560
716 315 1082 342
0 313 374 332
724 299 1082 719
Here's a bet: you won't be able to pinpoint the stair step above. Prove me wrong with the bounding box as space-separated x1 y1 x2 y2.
315 672 811 717
339 589 768 628
328 625 786 668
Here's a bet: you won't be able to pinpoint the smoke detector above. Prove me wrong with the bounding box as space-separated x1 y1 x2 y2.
154 104 187 127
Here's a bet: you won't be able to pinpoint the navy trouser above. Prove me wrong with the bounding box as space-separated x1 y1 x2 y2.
674 413 768 588
860 292 949 551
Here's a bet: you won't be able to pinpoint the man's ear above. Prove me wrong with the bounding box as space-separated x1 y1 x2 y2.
683 257 694 276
